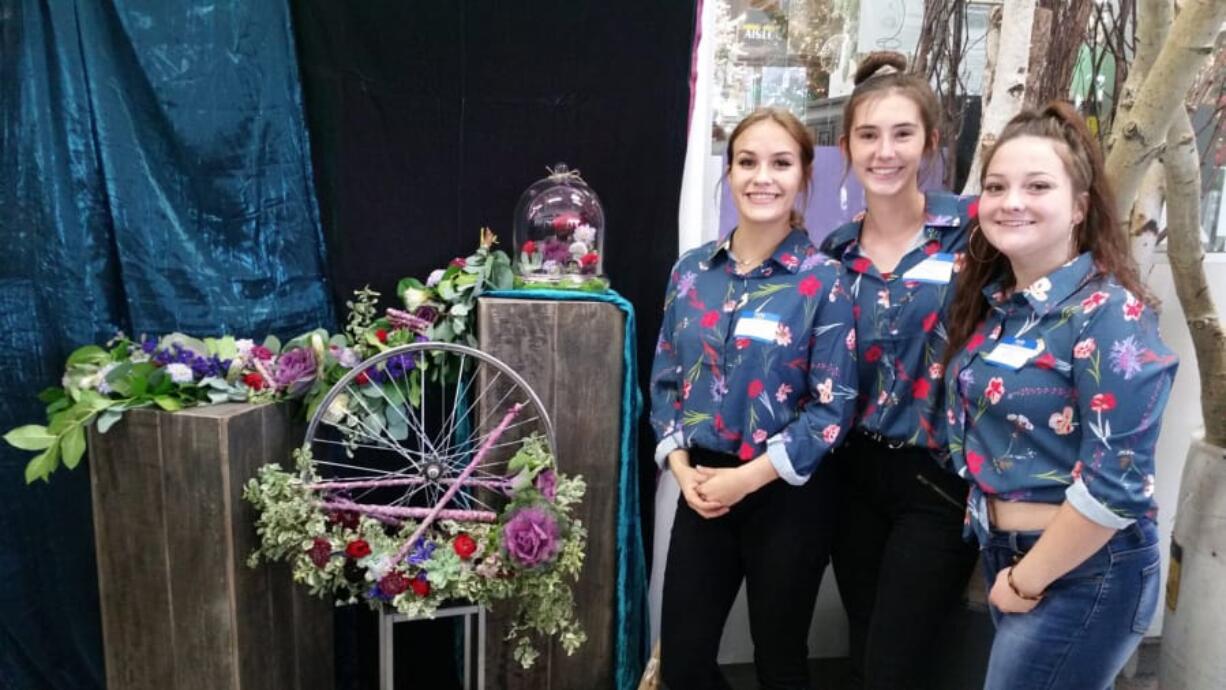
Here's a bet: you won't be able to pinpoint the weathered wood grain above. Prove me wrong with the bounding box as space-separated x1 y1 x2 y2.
478 297 625 690
89 402 333 690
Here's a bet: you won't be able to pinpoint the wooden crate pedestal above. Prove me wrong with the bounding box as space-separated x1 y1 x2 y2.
478 297 624 690
89 403 333 690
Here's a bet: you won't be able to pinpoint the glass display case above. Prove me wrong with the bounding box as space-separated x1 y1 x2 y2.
512 164 608 290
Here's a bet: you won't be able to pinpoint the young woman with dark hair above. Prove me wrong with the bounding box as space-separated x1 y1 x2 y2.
649 107 857 690
943 101 1177 689
820 51 980 689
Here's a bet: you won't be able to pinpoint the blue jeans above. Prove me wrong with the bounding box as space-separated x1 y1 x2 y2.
981 520 1161 690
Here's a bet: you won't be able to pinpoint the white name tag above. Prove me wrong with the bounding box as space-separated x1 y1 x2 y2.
901 253 955 284
733 312 781 342
983 337 1044 370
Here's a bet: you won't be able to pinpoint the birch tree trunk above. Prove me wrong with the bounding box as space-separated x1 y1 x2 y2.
1103 0 1226 222
1163 108 1226 447
1124 1 1176 272
961 0 1037 194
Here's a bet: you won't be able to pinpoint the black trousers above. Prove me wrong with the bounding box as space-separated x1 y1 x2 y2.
830 432 979 689
661 447 837 690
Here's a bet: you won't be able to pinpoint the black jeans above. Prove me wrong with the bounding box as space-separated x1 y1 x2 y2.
830 431 979 690
661 447 837 690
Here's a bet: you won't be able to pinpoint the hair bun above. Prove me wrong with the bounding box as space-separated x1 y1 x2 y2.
854 51 908 86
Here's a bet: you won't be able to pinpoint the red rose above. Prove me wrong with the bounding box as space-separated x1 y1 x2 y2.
738 442 756 461
864 345 883 363
375 328 388 343
242 372 266 390
355 371 371 385
378 571 410 597
747 379 764 398
251 345 274 361
345 539 371 559
798 274 821 297
851 257 873 274
967 197 979 219
410 574 431 597
328 509 360 530
453 534 477 560
912 378 931 399
580 252 599 268
307 538 332 568
922 312 939 333
521 240 537 255
1034 352 1057 369
700 310 720 328
450 257 467 268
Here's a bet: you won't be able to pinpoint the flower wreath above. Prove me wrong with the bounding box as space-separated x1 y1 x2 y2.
244 433 587 668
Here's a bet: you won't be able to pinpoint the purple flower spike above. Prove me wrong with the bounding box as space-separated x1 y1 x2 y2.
501 506 561 569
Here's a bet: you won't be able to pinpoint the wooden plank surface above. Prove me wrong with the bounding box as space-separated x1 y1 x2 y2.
90 402 333 690
161 409 239 690
90 409 178 690
478 297 624 690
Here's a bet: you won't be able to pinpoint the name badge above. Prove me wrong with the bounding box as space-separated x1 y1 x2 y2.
733 312 781 343
901 252 955 284
983 336 1044 370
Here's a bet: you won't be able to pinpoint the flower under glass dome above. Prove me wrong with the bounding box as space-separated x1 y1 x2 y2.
512 164 608 290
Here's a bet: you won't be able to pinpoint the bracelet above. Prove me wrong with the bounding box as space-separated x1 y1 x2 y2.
1007 566 1043 602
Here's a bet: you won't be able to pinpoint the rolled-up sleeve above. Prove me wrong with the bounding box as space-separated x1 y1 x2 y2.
649 267 687 468
1066 292 1177 527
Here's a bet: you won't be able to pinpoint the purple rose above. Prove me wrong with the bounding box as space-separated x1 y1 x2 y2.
273 347 317 393
535 470 557 501
501 506 561 568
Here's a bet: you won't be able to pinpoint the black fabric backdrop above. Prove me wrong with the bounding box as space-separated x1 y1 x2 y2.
291 1 695 686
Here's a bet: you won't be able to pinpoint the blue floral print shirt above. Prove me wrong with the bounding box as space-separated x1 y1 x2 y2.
821 192 975 456
649 229 858 485
946 253 1178 545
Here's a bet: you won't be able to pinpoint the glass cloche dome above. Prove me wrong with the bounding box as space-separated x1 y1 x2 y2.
512 164 608 290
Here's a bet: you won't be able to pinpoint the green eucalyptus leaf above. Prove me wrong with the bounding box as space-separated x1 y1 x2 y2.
3 425 56 451
154 395 182 411
450 304 470 317
263 335 282 354
37 387 66 404
437 279 457 301
67 345 108 366
62 425 86 470
97 409 125 434
24 441 61 484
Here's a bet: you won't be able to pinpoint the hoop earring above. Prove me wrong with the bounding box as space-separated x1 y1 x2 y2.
968 224 1000 263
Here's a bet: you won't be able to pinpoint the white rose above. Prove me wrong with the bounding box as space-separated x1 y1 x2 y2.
165 363 194 384
569 241 588 257
404 287 430 310
322 393 350 425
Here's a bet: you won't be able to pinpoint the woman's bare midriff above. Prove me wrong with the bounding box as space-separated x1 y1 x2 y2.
989 498 1062 532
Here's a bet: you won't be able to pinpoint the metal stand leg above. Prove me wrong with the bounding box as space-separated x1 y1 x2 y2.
377 604 487 690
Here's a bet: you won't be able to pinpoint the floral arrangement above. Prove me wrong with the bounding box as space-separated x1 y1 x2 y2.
244 434 587 667
3 230 516 483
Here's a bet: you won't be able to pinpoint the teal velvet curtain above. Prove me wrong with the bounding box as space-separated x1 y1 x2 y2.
0 1 334 686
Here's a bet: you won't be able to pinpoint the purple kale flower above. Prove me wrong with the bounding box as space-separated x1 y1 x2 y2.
501 506 561 568
273 347 317 393
535 469 557 501
413 305 440 325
